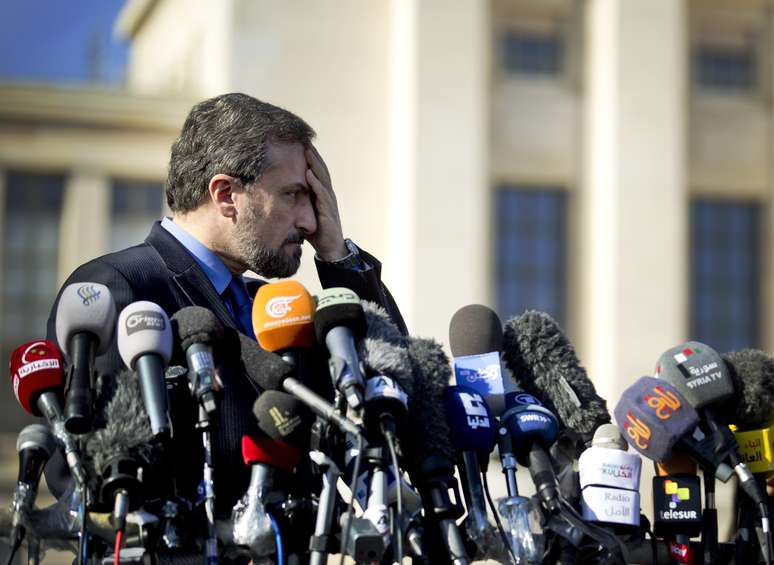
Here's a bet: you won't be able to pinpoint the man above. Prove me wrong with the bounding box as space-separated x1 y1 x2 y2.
45 93 406 512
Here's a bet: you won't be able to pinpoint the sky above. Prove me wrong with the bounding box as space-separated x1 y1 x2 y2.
0 0 128 86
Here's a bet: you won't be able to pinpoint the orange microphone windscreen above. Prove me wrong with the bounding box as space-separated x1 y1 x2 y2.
252 280 316 352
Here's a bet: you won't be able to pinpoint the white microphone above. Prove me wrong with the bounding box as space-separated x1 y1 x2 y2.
55 282 116 434
579 423 642 527
117 301 173 437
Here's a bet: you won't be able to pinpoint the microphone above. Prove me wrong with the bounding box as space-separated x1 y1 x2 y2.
9 340 86 486
9 424 56 550
249 282 362 438
314 287 367 409
82 369 163 531
359 300 413 440
613 376 734 480
404 336 470 565
231 391 311 560
171 306 225 421
443 385 498 550
578 424 641 527
500 393 562 513
656 342 769 509
721 349 774 430
734 424 774 475
449 304 513 416
117 301 173 438
502 310 610 447
55 282 117 434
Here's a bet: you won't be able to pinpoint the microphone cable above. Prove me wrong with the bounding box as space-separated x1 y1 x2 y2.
383 427 403 564
6 536 21 565
113 530 123 565
79 494 88 565
268 512 284 565
556 497 628 565
481 469 519 564
339 434 365 565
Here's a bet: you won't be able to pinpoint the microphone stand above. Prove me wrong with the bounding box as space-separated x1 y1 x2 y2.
308 451 341 565
191 383 220 565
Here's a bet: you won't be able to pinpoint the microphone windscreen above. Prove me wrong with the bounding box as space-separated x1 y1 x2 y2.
16 424 56 457
238 332 294 391
82 369 158 477
242 435 302 473
55 282 116 357
655 341 734 410
117 301 172 369
171 306 225 351
252 390 312 450
443 384 496 455
614 376 699 462
252 280 316 352
10 340 64 416
449 304 503 357
314 287 367 344
404 337 455 471
721 349 774 429
502 310 610 438
359 301 412 396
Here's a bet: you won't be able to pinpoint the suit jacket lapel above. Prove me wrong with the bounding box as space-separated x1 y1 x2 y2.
145 221 239 331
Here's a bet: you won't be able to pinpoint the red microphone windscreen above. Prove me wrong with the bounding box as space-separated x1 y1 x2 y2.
241 435 302 473
10 340 65 416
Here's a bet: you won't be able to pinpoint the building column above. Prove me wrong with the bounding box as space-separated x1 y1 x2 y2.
580 0 688 404
58 171 110 284
389 0 490 339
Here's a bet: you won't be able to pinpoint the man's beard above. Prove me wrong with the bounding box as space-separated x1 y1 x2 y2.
233 209 303 279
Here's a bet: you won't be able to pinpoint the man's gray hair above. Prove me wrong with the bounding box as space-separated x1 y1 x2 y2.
166 93 315 213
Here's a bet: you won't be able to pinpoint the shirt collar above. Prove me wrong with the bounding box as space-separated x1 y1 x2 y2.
161 217 234 295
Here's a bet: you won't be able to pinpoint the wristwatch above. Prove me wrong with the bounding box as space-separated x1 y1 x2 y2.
327 238 364 270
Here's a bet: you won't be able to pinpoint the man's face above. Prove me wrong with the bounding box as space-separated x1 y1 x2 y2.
232 141 317 278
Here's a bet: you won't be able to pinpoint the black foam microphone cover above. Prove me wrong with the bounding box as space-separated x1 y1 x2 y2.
502 310 610 441
449 304 503 357
404 336 456 474
721 349 774 429
171 306 225 351
237 332 295 391
252 390 313 450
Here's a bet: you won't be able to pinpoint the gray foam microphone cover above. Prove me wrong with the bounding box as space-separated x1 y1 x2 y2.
591 423 628 451
16 424 56 456
55 282 117 357
117 301 173 369
359 301 413 397
656 341 735 410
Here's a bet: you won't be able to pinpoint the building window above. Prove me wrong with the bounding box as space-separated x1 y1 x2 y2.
695 44 756 92
1 172 64 430
691 199 761 352
500 30 564 76
495 187 567 326
110 180 164 252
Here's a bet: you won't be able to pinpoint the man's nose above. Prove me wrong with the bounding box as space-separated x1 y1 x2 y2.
296 198 317 236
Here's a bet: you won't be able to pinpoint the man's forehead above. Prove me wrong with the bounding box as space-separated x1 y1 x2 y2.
263 141 306 171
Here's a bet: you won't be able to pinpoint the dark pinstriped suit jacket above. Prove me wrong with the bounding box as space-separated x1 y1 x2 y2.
44 220 406 512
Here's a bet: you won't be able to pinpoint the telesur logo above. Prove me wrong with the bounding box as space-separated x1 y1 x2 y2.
266 295 302 319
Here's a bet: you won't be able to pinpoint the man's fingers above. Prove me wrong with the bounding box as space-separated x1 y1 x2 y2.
306 168 335 209
305 146 331 186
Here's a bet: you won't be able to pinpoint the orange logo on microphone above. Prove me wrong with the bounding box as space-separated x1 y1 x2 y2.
623 411 651 450
645 385 681 420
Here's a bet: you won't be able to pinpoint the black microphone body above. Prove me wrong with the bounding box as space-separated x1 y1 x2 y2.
10 425 56 549
405 336 470 565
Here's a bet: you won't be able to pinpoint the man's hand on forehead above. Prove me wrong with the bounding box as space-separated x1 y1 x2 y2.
304 145 347 261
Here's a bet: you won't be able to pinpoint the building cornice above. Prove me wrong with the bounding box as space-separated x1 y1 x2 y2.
0 83 192 133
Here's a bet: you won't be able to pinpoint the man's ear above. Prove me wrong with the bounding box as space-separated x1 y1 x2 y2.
208 174 241 219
